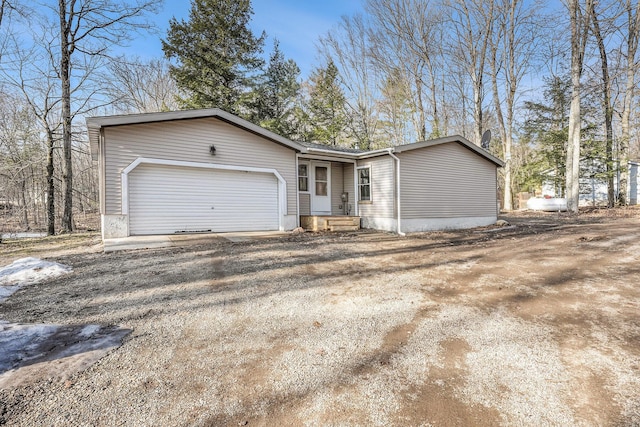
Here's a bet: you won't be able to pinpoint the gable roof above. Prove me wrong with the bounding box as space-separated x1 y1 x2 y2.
86 108 503 167
86 108 307 159
393 135 505 167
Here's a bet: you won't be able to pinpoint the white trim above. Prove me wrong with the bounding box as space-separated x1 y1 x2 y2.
310 161 332 214
305 146 391 159
299 153 359 164
121 157 287 231
297 161 310 193
388 150 404 235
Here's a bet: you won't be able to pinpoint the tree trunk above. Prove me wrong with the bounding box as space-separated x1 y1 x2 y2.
59 0 74 232
566 0 589 214
566 15 581 213
619 0 640 206
504 0 520 212
20 179 30 230
472 74 483 146
489 32 509 210
47 128 55 235
414 70 427 141
0 0 6 29
590 2 614 207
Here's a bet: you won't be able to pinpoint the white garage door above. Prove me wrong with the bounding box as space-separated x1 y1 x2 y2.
128 163 279 235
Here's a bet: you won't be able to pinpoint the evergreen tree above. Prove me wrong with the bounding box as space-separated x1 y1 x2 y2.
521 75 602 197
162 0 265 114
251 40 301 138
522 75 572 196
306 61 347 146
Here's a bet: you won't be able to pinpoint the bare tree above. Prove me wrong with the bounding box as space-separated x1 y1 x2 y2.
0 88 46 231
1 34 62 234
53 0 160 232
446 0 495 145
619 0 640 205
319 14 379 149
488 0 542 210
566 0 591 213
0 0 6 29
378 67 414 145
0 0 18 61
367 0 445 141
1 1 158 233
106 56 182 113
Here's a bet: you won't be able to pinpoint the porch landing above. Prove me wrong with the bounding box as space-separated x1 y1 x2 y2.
300 215 360 232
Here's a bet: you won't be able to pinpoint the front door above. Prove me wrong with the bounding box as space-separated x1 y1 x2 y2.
311 162 331 214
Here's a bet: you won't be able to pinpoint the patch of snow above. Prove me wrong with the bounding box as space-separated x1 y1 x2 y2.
0 321 132 383
79 324 101 337
0 321 61 372
1 232 47 239
0 257 71 302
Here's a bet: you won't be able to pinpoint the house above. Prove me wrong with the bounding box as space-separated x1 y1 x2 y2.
86 108 504 240
540 159 639 206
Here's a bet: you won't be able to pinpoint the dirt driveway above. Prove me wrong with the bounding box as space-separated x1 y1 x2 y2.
1 209 639 426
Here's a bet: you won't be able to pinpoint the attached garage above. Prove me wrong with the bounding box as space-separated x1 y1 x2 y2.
87 109 302 239
127 162 280 235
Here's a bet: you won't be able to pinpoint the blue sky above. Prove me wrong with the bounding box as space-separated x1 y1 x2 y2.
128 0 364 78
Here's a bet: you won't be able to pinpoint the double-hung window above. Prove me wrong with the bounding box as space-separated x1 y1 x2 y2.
298 163 309 192
357 166 371 201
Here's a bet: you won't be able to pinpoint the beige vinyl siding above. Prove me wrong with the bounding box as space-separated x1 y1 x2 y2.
357 156 395 218
104 117 297 215
343 163 355 215
399 143 497 218
299 193 310 215
331 162 344 215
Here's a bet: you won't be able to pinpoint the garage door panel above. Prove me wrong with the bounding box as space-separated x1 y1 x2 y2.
128 164 279 235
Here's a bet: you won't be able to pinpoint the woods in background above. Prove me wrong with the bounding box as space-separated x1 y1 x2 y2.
2 0 640 233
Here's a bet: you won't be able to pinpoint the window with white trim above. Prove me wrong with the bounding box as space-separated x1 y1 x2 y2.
357 166 371 201
298 163 309 192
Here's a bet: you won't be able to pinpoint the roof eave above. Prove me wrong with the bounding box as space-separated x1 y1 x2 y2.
85 108 307 153
392 135 505 167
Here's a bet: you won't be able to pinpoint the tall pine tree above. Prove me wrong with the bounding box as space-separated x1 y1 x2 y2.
522 76 572 196
162 0 265 114
306 61 347 146
250 39 301 138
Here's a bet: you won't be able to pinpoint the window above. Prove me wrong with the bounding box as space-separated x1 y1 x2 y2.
358 166 371 201
315 166 328 196
298 163 308 192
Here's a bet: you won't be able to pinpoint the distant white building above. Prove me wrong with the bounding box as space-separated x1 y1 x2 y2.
541 160 639 206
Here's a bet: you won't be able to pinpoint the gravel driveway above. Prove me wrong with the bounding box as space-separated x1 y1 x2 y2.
1 210 639 426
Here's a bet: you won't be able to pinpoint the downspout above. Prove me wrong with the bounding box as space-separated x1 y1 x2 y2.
387 149 405 236
353 163 359 217
295 153 301 228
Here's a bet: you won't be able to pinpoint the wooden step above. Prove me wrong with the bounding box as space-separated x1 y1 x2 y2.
326 219 359 226
300 215 360 231
329 225 360 231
